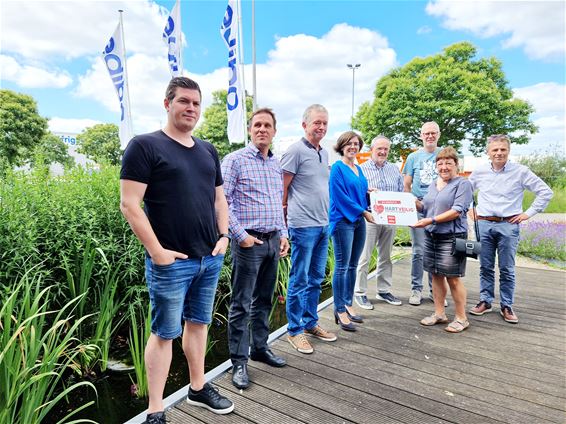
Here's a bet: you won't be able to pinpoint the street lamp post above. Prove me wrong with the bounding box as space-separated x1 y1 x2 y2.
346 63 360 129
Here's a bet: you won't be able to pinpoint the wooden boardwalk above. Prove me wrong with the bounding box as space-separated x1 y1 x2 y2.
166 258 565 424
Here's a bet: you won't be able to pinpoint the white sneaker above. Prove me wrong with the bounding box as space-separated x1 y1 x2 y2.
409 290 422 305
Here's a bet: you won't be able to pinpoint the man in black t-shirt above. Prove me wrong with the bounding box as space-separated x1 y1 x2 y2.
120 77 234 423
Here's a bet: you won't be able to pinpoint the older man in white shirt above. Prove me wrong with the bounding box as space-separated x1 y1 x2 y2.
354 136 404 310
468 134 553 324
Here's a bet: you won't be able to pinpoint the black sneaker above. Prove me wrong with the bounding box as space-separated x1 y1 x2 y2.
187 383 234 415
146 411 166 424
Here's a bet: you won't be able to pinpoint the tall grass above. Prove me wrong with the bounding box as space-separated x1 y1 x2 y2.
0 271 98 424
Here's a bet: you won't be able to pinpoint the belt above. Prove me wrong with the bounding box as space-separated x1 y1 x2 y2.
246 229 278 240
477 216 516 222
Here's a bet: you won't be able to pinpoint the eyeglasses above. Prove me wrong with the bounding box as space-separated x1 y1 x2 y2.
422 132 439 136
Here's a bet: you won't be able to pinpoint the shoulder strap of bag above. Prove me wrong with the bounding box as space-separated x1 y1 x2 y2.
472 196 480 242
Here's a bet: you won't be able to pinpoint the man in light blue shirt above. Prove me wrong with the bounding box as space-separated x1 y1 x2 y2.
469 134 553 324
403 121 442 305
354 136 404 310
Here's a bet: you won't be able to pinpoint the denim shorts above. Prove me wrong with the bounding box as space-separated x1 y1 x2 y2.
424 232 467 277
145 254 224 339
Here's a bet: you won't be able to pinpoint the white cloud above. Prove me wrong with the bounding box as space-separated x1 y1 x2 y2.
0 55 72 88
75 23 398 139
0 1 168 60
513 82 565 154
417 26 432 35
48 117 102 134
426 0 565 60
255 23 397 137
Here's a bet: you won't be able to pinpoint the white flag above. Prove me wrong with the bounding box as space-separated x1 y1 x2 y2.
221 0 247 144
163 0 182 77
102 22 133 149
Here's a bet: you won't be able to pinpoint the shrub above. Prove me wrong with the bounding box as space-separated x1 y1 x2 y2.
519 146 566 188
0 164 144 294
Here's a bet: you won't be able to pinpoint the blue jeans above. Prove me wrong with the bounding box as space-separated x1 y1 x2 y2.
409 211 433 292
478 220 520 307
332 217 366 313
286 226 329 336
145 254 224 339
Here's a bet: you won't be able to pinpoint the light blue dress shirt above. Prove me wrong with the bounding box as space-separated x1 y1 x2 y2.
469 161 553 217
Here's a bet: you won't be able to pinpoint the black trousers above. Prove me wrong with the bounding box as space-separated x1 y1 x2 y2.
228 232 280 365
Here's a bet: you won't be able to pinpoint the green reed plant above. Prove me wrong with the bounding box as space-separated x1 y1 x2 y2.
0 271 98 424
63 238 98 340
323 241 335 289
92 261 127 372
128 303 151 398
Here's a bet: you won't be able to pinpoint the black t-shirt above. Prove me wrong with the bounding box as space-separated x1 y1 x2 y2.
120 130 223 258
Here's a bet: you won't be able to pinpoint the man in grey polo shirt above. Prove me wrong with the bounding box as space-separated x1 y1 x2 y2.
281 104 337 355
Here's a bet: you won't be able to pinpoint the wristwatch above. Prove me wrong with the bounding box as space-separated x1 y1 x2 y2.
218 233 231 241
431 217 437 225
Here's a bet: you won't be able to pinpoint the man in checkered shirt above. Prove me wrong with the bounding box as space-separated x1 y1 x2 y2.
221 108 290 390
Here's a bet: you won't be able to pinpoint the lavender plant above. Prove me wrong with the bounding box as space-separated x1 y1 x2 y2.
518 221 566 267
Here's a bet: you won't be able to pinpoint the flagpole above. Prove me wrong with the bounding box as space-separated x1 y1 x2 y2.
118 9 133 138
251 0 257 112
236 0 247 143
176 0 183 74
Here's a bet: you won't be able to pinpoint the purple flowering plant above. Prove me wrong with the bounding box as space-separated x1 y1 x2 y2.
518 221 566 266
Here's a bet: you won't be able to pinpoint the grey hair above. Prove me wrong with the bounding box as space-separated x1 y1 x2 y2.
487 134 511 149
420 121 440 133
302 104 328 124
371 135 391 148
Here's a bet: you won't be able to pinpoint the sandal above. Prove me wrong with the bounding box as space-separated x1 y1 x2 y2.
420 313 449 326
445 319 470 333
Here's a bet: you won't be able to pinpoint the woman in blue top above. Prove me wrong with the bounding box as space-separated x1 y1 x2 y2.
412 147 473 333
329 131 375 332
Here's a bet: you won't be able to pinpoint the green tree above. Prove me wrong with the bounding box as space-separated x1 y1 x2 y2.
0 89 48 168
354 42 537 158
30 132 75 169
194 90 253 158
76 123 121 165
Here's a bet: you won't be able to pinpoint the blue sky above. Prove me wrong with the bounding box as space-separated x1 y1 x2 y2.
1 0 564 155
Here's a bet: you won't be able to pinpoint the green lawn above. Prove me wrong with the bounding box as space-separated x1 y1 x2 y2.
523 186 565 213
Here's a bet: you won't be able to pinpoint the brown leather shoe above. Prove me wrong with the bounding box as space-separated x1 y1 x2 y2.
500 306 518 323
470 301 492 315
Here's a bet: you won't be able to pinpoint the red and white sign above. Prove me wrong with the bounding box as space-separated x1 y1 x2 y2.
370 192 418 226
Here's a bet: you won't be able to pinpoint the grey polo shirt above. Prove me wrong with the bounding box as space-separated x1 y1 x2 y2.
281 138 329 228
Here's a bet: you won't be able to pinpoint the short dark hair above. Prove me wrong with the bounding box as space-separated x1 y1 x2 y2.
249 108 277 130
334 131 364 156
165 77 202 102
436 146 459 165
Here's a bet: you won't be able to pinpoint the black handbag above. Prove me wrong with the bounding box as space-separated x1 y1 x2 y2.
452 198 481 259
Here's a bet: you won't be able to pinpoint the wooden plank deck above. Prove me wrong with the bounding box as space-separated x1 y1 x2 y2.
167 257 565 424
